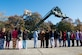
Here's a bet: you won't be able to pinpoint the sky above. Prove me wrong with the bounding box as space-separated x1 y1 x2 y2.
0 0 82 24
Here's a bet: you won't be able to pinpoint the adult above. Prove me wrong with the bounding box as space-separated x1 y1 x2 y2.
71 31 75 47
76 30 80 46
49 30 54 48
45 30 49 48
0 28 5 49
5 30 11 49
59 31 62 47
67 31 71 47
33 30 38 48
62 31 66 47
39 30 45 48
22 30 28 49
12 28 18 49
17 27 23 49
18 27 22 39
79 30 82 46
54 30 58 47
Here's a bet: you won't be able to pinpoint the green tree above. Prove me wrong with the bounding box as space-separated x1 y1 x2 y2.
0 21 5 28
56 20 74 31
74 18 82 31
7 15 24 29
24 12 42 30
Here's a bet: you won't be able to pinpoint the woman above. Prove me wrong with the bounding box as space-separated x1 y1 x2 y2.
39 30 45 48
71 31 75 47
12 28 18 49
59 31 62 47
5 30 11 49
79 31 82 46
0 28 5 49
76 30 80 46
22 30 28 49
33 30 39 48
62 31 66 47
49 30 54 48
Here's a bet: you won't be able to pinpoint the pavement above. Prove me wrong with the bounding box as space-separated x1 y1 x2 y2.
0 40 82 55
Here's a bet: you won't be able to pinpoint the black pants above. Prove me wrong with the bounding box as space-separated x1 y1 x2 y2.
71 39 74 46
46 40 49 48
76 40 79 46
63 40 66 47
80 40 82 46
41 40 44 48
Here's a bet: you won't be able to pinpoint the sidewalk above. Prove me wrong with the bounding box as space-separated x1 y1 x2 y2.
0 40 82 55
0 47 82 55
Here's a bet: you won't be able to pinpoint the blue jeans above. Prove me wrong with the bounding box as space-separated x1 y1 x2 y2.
23 40 26 49
34 40 37 48
67 39 70 47
0 39 4 49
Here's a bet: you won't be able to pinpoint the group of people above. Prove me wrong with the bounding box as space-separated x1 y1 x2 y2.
0 27 82 49
33 29 82 48
0 27 28 49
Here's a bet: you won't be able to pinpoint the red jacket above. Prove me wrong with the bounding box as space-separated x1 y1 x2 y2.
12 30 18 38
71 33 75 39
62 32 66 41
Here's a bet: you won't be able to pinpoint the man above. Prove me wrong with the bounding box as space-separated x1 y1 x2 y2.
33 30 38 48
67 30 71 47
45 30 49 48
54 30 58 47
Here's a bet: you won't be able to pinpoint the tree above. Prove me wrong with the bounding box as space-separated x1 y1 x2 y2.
24 12 42 30
56 20 74 31
74 18 82 31
47 21 56 30
40 22 51 31
0 21 5 28
7 15 24 29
